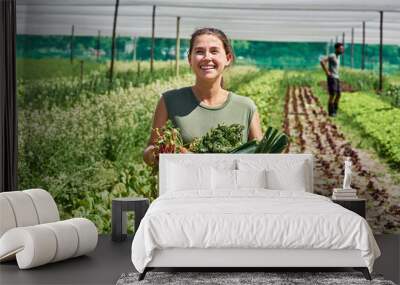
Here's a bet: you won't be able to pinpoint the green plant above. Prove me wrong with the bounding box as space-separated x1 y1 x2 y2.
255 126 288 153
230 126 288 154
383 84 400 107
229 139 259 154
188 123 245 153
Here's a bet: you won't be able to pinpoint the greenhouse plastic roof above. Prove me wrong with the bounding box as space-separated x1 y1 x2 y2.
17 0 400 44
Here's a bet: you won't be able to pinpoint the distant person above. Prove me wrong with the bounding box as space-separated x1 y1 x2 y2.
143 27 263 167
320 42 344 117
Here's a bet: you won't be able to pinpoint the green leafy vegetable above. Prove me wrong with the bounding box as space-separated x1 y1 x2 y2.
189 123 245 153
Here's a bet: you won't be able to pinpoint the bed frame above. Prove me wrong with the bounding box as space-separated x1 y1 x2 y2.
140 248 371 280
138 154 372 281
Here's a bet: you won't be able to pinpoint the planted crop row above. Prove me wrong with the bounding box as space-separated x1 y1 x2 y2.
339 92 400 168
234 70 285 131
18 62 191 110
284 85 399 233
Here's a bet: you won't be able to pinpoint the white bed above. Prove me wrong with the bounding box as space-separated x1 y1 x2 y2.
131 154 380 280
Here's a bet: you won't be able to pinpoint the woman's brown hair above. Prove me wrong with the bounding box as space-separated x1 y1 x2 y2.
187 27 235 88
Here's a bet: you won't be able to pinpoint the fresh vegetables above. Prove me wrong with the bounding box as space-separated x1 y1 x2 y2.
152 122 288 155
230 126 288 154
255 126 288 153
153 120 184 155
229 139 259 153
188 123 245 153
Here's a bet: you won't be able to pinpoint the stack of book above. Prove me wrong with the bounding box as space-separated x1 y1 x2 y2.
332 188 358 200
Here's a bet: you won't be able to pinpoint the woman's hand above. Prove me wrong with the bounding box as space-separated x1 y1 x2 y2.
143 145 158 166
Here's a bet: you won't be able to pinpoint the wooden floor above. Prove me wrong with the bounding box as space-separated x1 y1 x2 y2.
1 235 398 285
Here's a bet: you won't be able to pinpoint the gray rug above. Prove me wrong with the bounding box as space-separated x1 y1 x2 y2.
116 271 396 285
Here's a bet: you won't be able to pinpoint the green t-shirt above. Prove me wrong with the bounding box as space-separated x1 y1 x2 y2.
162 86 257 145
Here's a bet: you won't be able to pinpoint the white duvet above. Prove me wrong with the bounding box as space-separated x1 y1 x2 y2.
131 189 380 273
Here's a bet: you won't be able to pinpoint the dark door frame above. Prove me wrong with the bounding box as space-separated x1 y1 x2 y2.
0 0 17 192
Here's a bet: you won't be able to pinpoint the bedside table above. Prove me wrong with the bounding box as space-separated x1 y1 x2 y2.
332 198 366 218
112 197 149 242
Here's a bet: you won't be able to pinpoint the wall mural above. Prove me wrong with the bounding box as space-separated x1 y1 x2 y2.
17 29 400 235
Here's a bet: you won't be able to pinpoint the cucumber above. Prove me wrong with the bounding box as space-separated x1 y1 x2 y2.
229 127 288 154
229 139 258 153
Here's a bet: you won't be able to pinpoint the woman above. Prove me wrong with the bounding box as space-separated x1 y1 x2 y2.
143 28 263 166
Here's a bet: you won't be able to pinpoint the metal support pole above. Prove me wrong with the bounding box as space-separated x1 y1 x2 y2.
150 5 156 74
97 30 101 61
379 11 383 93
175 16 180 76
351 27 354 68
70 24 74 64
116 34 120 61
132 36 137 62
362 21 365 70
109 0 120 91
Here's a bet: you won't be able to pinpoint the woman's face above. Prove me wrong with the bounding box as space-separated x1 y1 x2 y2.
188 34 232 82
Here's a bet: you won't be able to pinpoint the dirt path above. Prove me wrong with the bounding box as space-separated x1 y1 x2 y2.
283 86 400 234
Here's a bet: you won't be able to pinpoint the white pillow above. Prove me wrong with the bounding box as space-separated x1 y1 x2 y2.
212 168 237 190
167 162 212 191
266 162 307 191
237 159 308 191
236 169 268 189
211 168 268 190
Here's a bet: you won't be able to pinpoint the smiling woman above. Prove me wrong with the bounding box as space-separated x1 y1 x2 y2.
143 27 263 167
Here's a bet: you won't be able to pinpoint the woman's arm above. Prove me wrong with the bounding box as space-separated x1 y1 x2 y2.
143 96 168 166
248 110 263 141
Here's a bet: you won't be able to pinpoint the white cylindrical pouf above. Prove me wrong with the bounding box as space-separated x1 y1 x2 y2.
67 218 98 257
42 221 79 262
1 192 39 227
0 226 57 269
24 189 60 224
0 196 17 237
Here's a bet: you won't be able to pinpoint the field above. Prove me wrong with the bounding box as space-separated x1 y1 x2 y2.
17 59 400 234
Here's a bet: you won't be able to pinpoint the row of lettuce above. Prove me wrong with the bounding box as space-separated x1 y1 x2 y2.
309 69 400 169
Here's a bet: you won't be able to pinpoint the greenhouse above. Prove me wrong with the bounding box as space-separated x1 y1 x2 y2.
1 0 400 284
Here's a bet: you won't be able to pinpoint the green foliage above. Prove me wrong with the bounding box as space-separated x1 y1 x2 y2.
255 126 288 153
18 61 191 110
383 83 400 107
340 69 380 91
18 72 193 233
281 72 314 88
234 70 286 131
339 92 400 168
189 124 245 153
17 58 107 80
